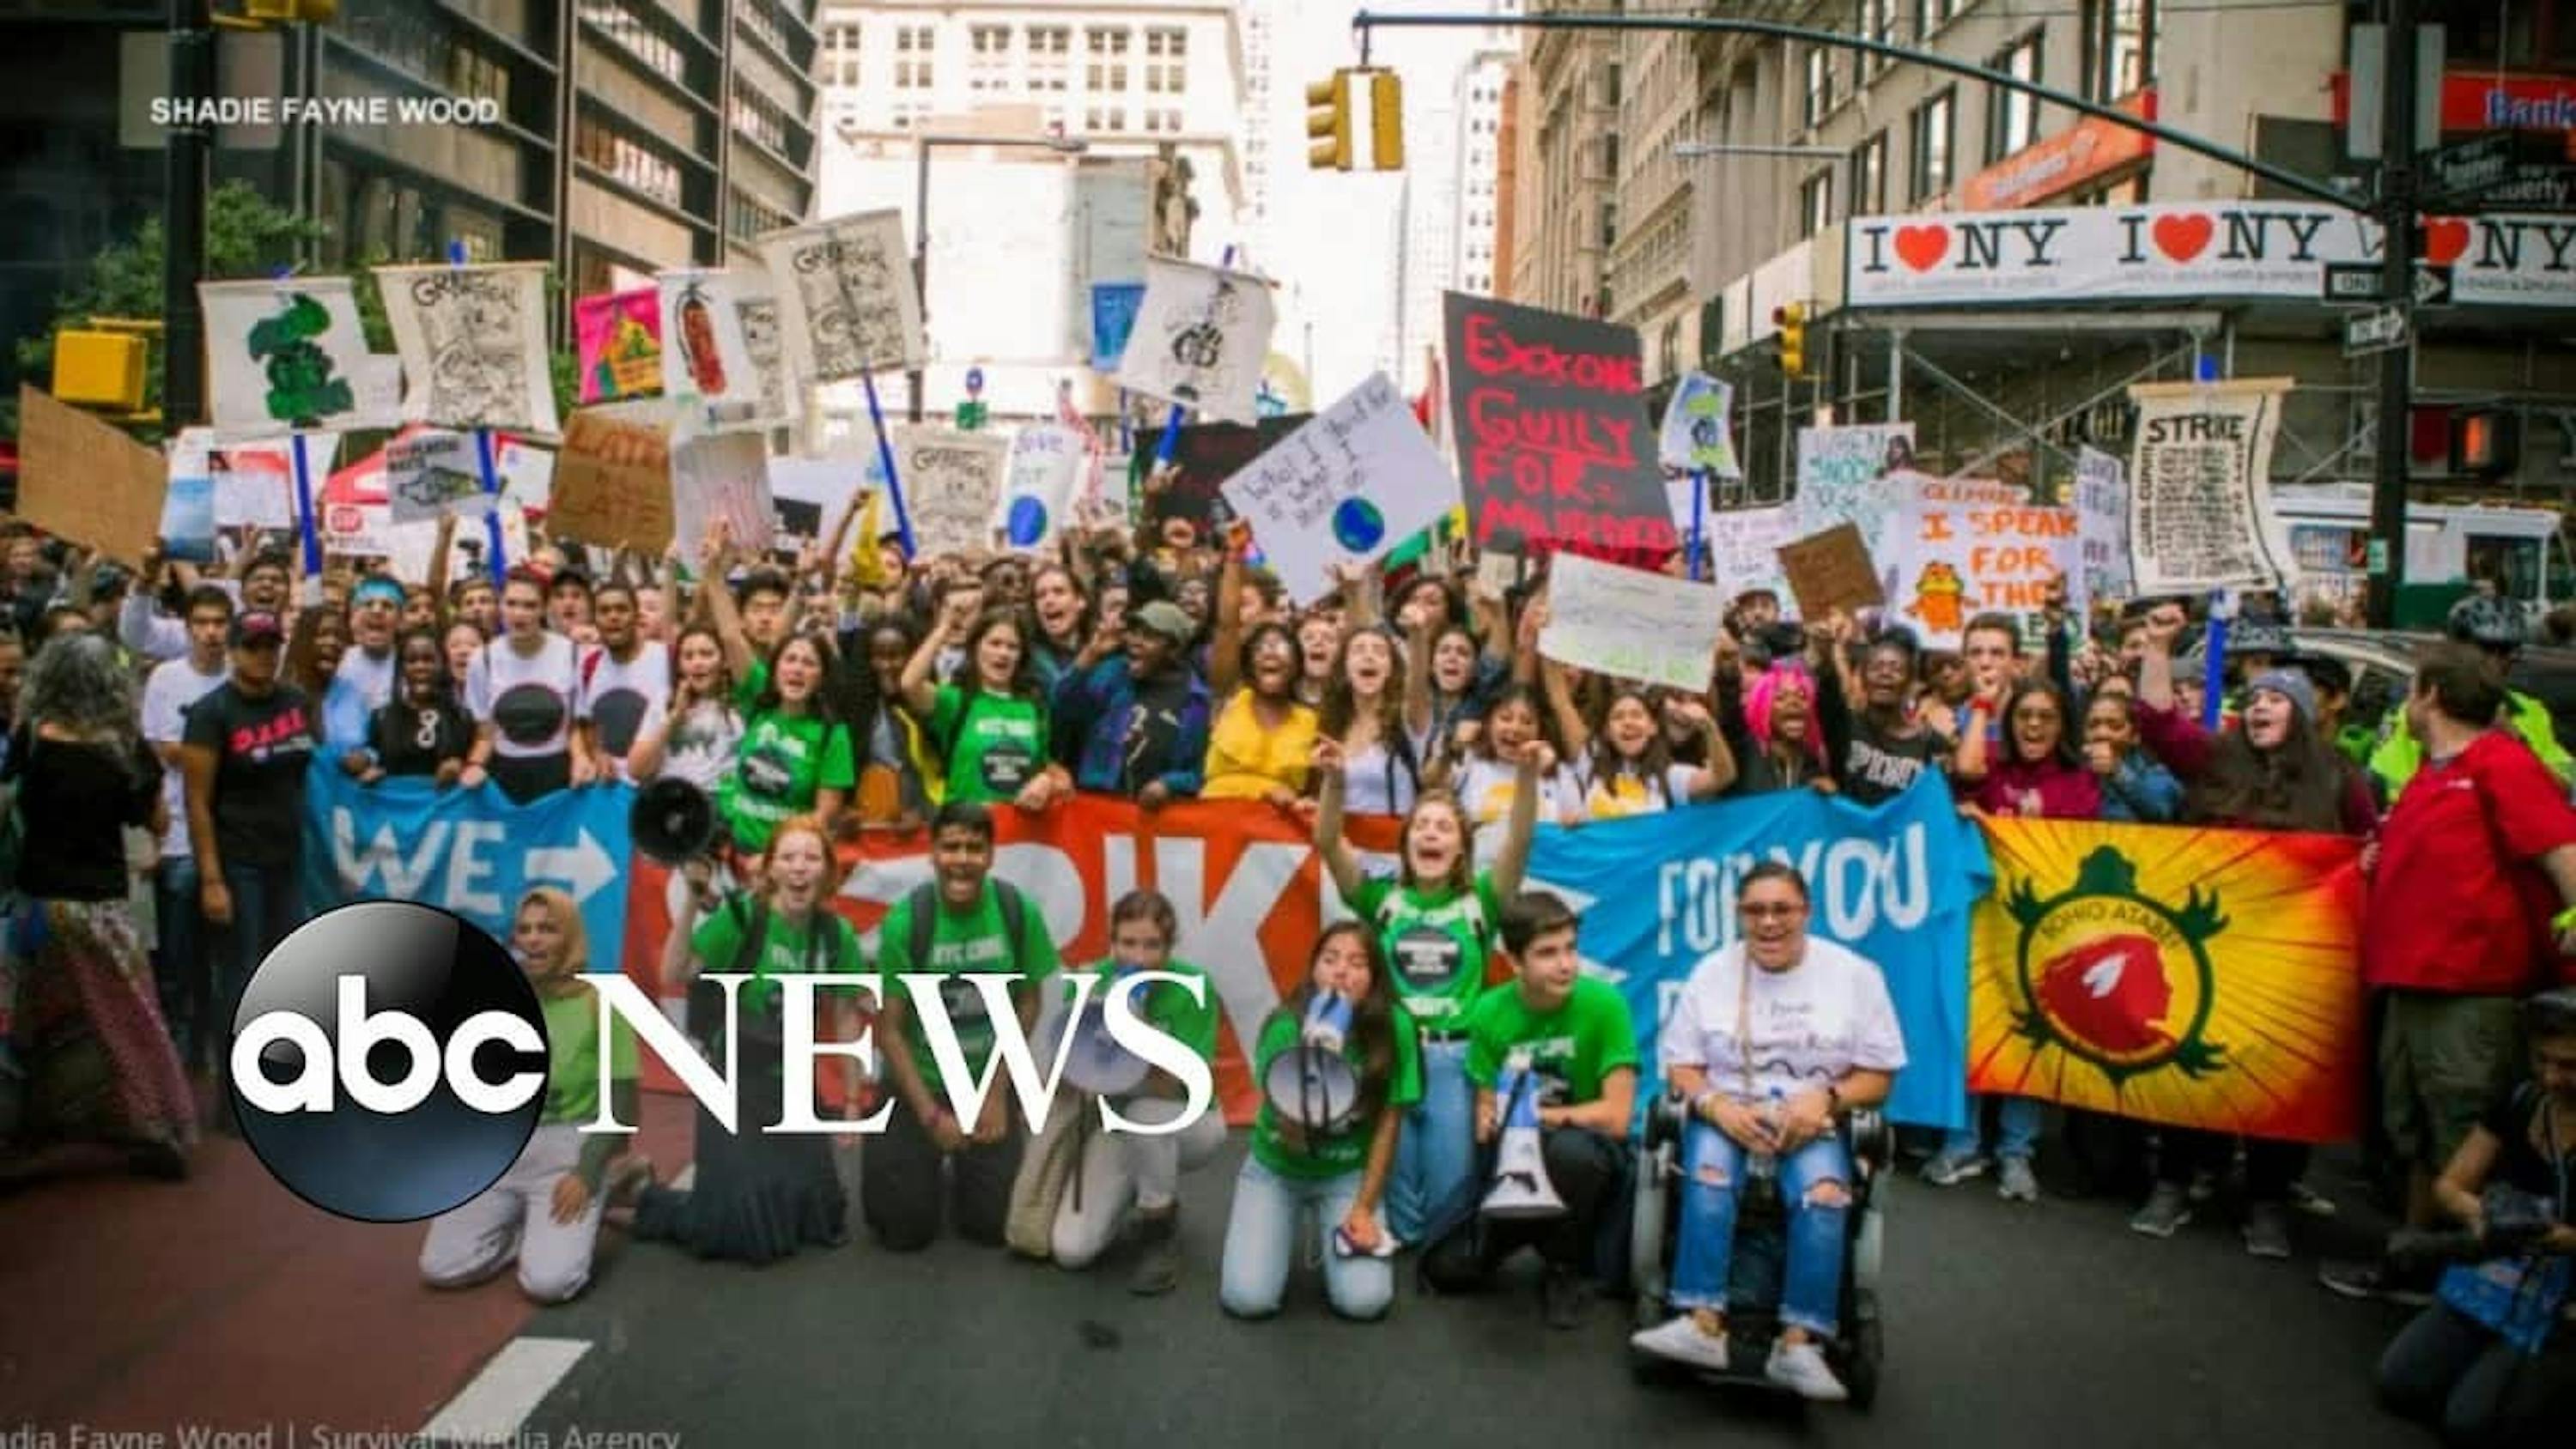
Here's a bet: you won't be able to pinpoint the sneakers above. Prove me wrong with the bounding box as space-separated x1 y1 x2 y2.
1631 1314 1731 1373
1996 1156 2040 1203
1921 1150 1986 1186
2287 1180 2339 1219
2129 1182 2193 1238
1128 1208 1181 1296
1765 1339 1850 1402
1541 1263 1588 1331
2318 1258 2434 1307
2242 1201 2293 1259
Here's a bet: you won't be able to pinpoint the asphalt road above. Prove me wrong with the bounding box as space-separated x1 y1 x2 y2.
507 1139 2439 1449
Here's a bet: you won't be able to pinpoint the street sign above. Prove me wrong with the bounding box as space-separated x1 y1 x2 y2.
2322 263 2453 306
2343 305 2409 357
2413 264 2453 306
2424 130 2518 199
2480 163 2576 212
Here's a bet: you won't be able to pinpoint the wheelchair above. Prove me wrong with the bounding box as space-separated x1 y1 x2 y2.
1625 1089 1891 1410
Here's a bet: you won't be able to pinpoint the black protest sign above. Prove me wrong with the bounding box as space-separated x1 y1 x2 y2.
1443 294 1676 566
1145 415 1309 530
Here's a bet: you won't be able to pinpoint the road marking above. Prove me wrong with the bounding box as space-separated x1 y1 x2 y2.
420 1337 590 1445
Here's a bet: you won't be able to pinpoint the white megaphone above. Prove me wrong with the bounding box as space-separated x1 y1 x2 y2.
1261 991 1362 1133
1046 970 1152 1098
1481 1051 1567 1221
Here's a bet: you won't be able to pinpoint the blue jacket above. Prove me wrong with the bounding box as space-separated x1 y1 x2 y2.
1050 657 1212 797
2095 749 2184 823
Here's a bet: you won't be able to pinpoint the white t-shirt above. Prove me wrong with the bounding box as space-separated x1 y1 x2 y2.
1454 754 1574 827
655 699 745 794
578 641 671 779
1340 724 1433 817
335 644 398 716
466 633 580 761
142 654 228 858
1566 757 1699 822
1659 937 1909 1106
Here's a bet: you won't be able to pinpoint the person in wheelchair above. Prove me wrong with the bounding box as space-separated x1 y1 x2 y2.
2374 987 2576 1447
1630 862 1904 1402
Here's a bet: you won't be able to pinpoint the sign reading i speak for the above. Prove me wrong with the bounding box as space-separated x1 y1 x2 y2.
1219 372 1457 605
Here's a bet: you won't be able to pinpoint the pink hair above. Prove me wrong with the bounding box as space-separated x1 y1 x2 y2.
1745 660 1828 766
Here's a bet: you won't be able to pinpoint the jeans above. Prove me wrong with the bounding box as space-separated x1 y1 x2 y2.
216 861 303 1062
2154 1129 2309 1204
152 856 208 1072
1218 1158 1394 1320
1421 1126 1628 1290
1387 1037 1473 1244
1668 1119 1850 1338
1940 1093 2043 1162
2377 1301 2576 1448
862 1097 1022 1252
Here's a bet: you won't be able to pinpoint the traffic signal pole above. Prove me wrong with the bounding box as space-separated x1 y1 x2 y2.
163 0 216 430
2368 0 2419 629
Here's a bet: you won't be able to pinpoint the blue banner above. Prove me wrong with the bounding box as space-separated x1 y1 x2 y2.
1520 778 1990 1131
301 764 638 972
1090 282 1145 372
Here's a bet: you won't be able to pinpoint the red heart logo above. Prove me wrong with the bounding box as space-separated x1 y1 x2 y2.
2422 217 2470 266
1893 224 1949 272
2152 213 2214 263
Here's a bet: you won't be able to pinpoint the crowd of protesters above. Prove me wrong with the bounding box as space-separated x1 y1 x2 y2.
0 474 2572 1433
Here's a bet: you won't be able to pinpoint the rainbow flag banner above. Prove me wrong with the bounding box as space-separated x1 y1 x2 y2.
1969 819 2366 1144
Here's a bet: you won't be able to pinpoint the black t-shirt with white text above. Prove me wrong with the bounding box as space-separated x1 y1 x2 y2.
183 682 315 869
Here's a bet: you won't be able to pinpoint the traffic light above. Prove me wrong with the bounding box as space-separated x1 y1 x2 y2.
52 330 148 412
1307 69 1404 171
1775 302 1809 379
1307 74 1352 170
244 0 340 21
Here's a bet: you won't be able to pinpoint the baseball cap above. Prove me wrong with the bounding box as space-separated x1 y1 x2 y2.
231 610 286 647
1131 600 1194 645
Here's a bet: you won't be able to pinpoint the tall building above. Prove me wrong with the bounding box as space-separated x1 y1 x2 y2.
1607 26 1695 383
1236 0 1279 269
1394 76 1461 392
1452 51 1510 300
1508 17 1617 316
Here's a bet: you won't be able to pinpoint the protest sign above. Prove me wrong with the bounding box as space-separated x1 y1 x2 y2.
158 458 216 563
758 209 927 385
548 402 674 551
574 288 664 403
1443 293 1676 565
376 262 559 433
1777 522 1886 619
1219 373 1457 605
1700 505 1795 601
1795 423 1917 544
171 429 300 532
996 425 1084 549
895 426 1008 557
1539 552 1724 692
1090 282 1145 371
1116 256 1275 425
319 433 529 578
1658 370 1743 476
17 385 167 563
197 278 387 434
1156 415 1307 531
2074 445 2132 619
768 456 865 556
386 429 500 525
1971 818 2362 1143
672 432 775 555
498 438 552 514
659 268 787 432
2124 378 2296 592
1888 476 2079 649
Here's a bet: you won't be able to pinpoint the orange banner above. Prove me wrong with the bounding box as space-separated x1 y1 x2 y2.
1968 819 2366 1143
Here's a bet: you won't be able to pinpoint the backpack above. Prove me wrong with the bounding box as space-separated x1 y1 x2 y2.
902 877 1030 980
686 893 850 1053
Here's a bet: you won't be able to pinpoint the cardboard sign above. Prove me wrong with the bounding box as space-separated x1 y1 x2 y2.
549 402 674 551
1155 415 1308 531
574 288 664 403
1115 256 1275 425
1219 373 1457 604
757 209 927 385
2124 378 2296 593
197 278 390 434
893 427 1008 557
1888 477 2079 648
1442 293 1676 566
1777 523 1886 620
17 385 168 563
1538 552 1724 691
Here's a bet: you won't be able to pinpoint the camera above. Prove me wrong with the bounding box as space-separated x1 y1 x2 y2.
2385 1186 2562 1267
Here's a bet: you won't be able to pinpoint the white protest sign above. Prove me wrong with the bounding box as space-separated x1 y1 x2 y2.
769 456 866 555
757 210 926 385
2074 445 2131 620
1115 255 1276 425
497 439 552 513
1539 552 1724 692
1219 373 1455 605
671 432 776 555
659 267 783 433
386 429 500 524
1795 423 1916 539
894 427 1008 557
1888 477 2080 649
197 277 392 435
2124 378 2296 593
375 263 559 433
175 430 300 531
1659 371 1742 477
995 425 1084 550
1701 505 1795 602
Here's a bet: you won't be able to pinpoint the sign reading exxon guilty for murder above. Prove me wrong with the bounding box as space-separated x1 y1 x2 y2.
1441 291 1678 565
1847 203 2576 308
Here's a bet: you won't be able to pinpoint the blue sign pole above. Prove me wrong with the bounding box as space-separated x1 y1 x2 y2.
450 240 507 583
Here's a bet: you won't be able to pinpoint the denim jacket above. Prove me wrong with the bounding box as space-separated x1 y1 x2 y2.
2095 749 2184 824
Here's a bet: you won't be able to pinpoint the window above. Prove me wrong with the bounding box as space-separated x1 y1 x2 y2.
1802 45 1836 129
1859 0 1895 78
969 25 1012 91
2081 0 2155 102
580 2 685 87
1086 26 1130 93
1145 25 1186 94
1913 0 1957 38
820 22 861 88
1910 88 1954 203
895 24 934 89
1988 32 2043 162
1798 170 1834 237
578 115 683 209
1851 130 1888 215
1026 24 1069 91
1084 105 1127 133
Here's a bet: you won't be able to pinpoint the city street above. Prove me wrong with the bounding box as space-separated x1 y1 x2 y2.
3 1094 2444 1449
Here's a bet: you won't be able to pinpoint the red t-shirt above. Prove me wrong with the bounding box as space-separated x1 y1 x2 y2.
2366 731 2576 994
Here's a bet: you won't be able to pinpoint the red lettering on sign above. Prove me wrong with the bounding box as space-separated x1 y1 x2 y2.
1461 313 1643 393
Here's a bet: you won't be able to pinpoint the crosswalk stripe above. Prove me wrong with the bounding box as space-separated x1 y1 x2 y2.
419 1337 591 1445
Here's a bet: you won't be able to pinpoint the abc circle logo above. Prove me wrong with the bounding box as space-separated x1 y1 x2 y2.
231 900 550 1223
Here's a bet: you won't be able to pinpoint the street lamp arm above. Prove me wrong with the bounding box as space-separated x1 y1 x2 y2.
1351 9 2360 212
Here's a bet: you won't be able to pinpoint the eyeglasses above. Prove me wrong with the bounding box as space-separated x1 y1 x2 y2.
1739 902 1806 919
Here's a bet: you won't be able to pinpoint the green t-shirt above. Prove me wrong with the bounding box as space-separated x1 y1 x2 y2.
1461 976 1639 1107
878 880 1062 1094
539 988 637 1126
1348 870 1505 1032
930 683 1050 805
717 661 858 853
690 895 864 1019
1249 999 1425 1180
1059 956 1220 1066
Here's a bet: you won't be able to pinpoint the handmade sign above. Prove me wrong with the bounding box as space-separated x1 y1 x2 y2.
2074 445 2133 619
671 431 775 555
1700 506 1795 602
659 268 784 432
2124 378 2296 593
319 432 529 578
574 288 664 403
169 430 299 532
1658 370 1742 476
1442 293 1676 565
385 428 499 525
1116 256 1275 425
548 402 675 551
1777 522 1886 619
1090 282 1146 371
499 439 553 514
197 278 384 433
996 425 1084 549
894 426 1009 557
1538 551 1724 692
17 385 167 562
1219 373 1457 605
1888 476 2079 649
376 262 559 433
158 450 217 563
1154 415 1307 531
1795 423 1916 543
757 210 926 385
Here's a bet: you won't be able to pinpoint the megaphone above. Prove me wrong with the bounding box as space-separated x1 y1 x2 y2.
1481 1052 1567 1221
1044 972 1152 1098
1261 991 1362 1133
631 776 717 865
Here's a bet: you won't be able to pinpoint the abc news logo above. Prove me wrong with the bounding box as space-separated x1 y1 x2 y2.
232 901 1216 1222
